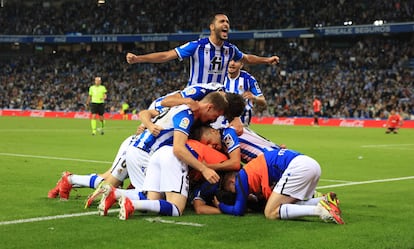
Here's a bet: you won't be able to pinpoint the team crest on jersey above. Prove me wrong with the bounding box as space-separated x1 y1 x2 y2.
223 134 235 148
183 88 196 96
179 117 190 129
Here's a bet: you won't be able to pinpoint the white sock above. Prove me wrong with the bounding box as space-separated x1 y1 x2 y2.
279 204 319 219
115 189 144 200
69 174 103 188
131 200 180 216
296 197 323 206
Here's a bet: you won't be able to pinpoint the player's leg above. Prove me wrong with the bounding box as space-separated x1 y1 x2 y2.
119 146 188 219
265 155 343 224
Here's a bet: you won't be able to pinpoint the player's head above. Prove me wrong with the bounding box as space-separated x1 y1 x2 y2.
189 125 222 151
95 76 102 85
220 171 238 193
209 13 230 41
224 92 245 122
228 60 243 74
198 92 229 123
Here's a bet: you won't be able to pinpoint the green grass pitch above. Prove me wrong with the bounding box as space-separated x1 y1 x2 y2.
0 116 413 249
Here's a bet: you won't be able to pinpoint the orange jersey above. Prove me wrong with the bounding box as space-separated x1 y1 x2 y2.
186 139 228 163
242 154 273 200
387 114 401 128
186 139 228 182
313 99 322 112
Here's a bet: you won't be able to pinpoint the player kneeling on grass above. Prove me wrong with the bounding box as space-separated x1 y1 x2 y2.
96 139 229 220
215 149 345 224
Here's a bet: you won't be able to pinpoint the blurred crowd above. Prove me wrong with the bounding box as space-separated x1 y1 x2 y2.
0 0 413 35
0 1 413 120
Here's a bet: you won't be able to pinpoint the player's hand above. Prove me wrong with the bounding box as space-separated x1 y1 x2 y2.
212 196 220 208
229 118 244 136
148 124 163 136
201 167 220 184
242 91 254 101
136 124 145 135
267 55 279 65
126 52 137 64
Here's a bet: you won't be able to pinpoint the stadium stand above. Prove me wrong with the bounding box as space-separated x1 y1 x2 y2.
0 1 413 120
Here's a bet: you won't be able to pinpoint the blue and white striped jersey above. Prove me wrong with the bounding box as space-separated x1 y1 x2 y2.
238 127 280 164
224 70 263 125
132 105 194 153
149 83 225 113
175 38 243 86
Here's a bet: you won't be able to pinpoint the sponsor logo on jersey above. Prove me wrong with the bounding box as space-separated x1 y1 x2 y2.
179 117 190 129
224 134 235 148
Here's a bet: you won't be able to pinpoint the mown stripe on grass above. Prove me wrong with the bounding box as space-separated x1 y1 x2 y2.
0 152 111 164
1 176 413 227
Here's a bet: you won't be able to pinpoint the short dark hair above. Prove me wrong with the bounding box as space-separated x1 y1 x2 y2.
224 93 245 121
202 91 229 113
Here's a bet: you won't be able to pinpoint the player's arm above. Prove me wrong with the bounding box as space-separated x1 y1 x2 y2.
242 91 266 107
240 54 279 65
193 199 222 214
206 148 241 171
126 50 178 64
138 109 163 136
173 131 220 184
161 92 199 111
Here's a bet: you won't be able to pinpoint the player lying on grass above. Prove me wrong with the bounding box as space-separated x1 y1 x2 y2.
210 149 345 224
189 125 284 214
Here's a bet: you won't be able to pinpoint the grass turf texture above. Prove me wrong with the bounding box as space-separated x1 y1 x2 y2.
0 116 413 249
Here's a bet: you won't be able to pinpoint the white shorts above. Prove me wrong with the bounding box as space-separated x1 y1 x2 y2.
109 135 135 181
125 145 150 191
142 146 189 197
273 155 321 200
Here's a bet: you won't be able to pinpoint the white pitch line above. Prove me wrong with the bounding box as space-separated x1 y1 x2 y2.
319 179 353 183
316 176 414 189
1 176 413 227
361 144 414 148
0 153 112 164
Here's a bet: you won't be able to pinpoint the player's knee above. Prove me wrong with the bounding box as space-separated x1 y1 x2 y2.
264 206 280 220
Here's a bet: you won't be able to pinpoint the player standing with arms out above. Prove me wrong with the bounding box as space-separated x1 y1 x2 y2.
126 13 279 86
312 96 322 126
224 60 266 126
86 76 107 135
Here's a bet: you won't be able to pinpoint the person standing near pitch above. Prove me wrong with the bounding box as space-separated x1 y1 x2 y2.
86 76 107 135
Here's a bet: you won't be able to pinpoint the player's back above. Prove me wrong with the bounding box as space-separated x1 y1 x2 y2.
239 127 280 163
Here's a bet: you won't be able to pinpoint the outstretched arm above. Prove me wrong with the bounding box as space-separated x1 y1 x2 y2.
241 54 279 65
126 50 178 64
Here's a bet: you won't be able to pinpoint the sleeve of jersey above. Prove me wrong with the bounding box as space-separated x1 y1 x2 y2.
175 41 198 61
249 77 263 96
172 109 194 136
186 139 228 164
232 44 244 62
180 86 206 100
222 128 240 154
218 170 249 216
192 182 219 203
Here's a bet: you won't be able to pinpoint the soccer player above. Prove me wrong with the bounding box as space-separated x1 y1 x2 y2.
312 96 322 126
97 139 229 219
86 76 107 135
216 149 345 224
126 13 279 86
124 92 227 195
47 135 136 200
224 60 267 126
385 109 403 134
191 126 282 214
